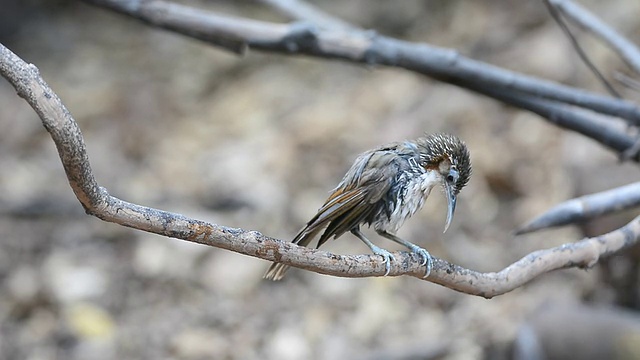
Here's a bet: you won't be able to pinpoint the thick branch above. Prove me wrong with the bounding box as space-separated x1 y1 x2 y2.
517 182 640 234
2 43 640 298
82 0 640 129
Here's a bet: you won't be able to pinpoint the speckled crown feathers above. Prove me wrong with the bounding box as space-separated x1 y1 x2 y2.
416 133 471 194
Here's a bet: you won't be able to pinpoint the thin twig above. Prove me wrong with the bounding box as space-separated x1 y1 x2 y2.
82 0 640 127
544 0 621 97
517 182 640 235
615 72 640 92
549 0 640 76
2 42 640 298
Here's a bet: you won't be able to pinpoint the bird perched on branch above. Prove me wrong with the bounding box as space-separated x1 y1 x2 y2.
264 133 471 280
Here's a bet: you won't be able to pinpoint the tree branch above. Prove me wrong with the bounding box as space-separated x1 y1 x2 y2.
517 182 640 235
82 0 640 130
3 42 640 298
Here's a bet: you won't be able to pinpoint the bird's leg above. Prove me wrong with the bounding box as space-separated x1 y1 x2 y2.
377 231 432 278
351 228 395 276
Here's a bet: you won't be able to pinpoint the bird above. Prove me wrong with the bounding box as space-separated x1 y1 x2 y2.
264 133 471 281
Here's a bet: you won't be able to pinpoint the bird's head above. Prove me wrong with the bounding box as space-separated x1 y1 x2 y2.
416 133 471 232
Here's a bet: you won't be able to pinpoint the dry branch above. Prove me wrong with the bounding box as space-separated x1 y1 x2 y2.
2 42 640 298
82 0 640 134
517 182 640 235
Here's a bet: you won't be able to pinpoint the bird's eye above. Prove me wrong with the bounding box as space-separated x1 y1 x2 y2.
446 168 459 183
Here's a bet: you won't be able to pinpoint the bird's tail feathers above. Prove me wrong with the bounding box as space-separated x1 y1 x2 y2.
263 226 322 281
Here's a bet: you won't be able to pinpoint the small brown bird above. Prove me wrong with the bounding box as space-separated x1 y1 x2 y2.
264 133 471 280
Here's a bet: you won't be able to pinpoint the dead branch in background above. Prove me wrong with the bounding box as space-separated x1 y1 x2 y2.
84 0 640 141
517 182 640 234
2 0 640 296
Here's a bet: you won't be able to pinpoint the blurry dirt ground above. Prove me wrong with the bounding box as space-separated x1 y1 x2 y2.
1 1 640 359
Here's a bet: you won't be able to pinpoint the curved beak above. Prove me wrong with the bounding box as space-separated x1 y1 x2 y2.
443 181 457 233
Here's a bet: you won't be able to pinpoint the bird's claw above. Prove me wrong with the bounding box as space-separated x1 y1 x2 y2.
411 247 432 278
422 255 432 278
371 247 395 276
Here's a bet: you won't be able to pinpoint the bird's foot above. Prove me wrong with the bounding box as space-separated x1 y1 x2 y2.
406 245 432 278
369 245 396 276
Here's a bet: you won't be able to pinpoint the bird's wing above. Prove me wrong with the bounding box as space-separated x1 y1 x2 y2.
291 186 367 247
302 147 401 248
330 143 401 195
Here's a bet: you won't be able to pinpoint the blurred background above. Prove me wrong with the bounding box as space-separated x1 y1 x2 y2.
1 0 640 359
